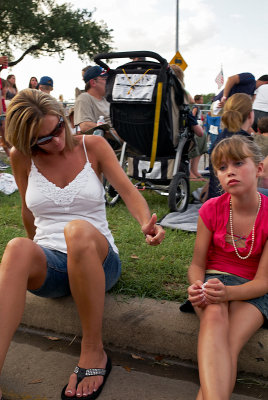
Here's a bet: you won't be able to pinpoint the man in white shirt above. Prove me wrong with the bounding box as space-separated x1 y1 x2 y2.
253 83 268 131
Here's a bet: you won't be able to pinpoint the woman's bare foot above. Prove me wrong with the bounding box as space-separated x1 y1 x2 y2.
190 172 198 179
195 175 207 181
190 172 207 181
64 345 107 398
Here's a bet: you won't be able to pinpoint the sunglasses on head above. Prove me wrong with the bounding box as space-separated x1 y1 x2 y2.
33 117 65 146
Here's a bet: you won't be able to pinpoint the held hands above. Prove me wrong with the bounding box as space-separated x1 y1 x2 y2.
188 278 228 308
141 213 165 246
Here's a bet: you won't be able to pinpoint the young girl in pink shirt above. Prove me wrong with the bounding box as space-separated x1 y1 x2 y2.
188 135 268 400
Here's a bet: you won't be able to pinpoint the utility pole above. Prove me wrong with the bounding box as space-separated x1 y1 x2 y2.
175 0 179 51
171 0 187 70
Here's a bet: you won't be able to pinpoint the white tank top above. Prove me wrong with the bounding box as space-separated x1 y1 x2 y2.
25 135 118 254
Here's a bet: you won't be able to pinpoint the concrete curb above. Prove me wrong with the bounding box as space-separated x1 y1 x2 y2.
21 292 268 377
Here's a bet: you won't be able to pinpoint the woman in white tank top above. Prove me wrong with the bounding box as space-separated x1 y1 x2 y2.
1 89 165 400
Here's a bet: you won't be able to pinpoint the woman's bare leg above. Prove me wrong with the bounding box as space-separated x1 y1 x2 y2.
190 156 201 178
63 220 110 398
0 238 47 397
0 121 11 157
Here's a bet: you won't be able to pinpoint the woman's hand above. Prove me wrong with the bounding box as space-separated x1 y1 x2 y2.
188 280 207 308
202 278 228 303
141 213 165 246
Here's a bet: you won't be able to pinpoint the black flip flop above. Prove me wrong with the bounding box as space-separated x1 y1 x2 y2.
61 357 112 400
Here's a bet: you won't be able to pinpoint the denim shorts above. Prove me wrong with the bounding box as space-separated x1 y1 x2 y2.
29 241 121 298
205 273 268 324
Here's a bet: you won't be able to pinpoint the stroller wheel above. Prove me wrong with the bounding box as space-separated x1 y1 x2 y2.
103 178 120 206
168 172 189 213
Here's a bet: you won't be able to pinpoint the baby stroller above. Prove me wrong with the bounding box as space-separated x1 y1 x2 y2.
94 51 194 212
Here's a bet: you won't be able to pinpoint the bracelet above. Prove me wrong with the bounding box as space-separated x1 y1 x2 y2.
222 96 227 101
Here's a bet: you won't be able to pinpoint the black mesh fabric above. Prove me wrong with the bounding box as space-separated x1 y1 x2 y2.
106 62 185 157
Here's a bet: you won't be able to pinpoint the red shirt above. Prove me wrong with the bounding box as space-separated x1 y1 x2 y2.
199 192 268 280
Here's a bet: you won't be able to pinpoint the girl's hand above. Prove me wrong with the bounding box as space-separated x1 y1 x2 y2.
202 278 228 303
188 280 207 308
141 213 165 246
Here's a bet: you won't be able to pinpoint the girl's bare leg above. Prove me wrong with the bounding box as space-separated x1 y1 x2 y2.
228 301 264 394
195 301 264 400
196 303 231 400
63 220 110 398
0 238 47 398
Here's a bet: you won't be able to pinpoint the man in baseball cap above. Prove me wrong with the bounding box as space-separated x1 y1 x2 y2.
74 65 122 145
74 66 109 132
83 66 108 83
39 76 53 94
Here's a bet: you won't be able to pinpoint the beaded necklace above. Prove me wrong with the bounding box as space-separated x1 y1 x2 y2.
229 192 261 260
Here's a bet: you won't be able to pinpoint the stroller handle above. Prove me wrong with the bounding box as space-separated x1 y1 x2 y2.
94 51 168 70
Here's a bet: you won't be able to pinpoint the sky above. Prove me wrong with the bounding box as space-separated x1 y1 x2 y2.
1 0 267 102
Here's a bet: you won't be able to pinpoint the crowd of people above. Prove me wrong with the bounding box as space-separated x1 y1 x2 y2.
0 53 268 400
0 58 56 168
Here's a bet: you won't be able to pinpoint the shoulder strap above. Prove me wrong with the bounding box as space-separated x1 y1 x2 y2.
82 135 89 163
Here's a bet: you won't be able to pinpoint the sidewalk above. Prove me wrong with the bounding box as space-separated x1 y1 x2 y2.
2 331 262 400
21 292 268 378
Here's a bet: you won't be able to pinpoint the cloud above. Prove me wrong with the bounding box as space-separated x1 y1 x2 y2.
180 1 219 50
230 14 243 19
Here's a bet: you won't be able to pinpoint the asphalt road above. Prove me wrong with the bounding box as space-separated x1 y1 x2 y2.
1 328 268 400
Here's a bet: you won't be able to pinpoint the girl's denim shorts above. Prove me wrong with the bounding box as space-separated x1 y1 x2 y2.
29 241 121 298
205 273 268 323
180 273 268 328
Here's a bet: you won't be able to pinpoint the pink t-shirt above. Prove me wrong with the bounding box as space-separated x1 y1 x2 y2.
199 192 268 280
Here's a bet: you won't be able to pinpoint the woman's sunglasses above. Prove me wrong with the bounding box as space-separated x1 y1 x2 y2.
33 117 65 146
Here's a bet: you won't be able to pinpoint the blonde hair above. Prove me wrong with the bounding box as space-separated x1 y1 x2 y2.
170 64 185 86
221 93 252 132
5 89 76 156
211 135 263 174
169 63 190 103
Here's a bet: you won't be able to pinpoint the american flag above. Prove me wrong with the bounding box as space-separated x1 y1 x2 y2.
215 68 224 89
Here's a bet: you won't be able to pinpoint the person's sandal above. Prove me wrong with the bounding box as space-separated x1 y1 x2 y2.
61 357 112 400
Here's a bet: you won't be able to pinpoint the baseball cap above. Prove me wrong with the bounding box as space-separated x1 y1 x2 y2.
39 76 53 87
83 66 108 84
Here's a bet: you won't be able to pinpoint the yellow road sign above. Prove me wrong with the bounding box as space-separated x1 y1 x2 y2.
169 51 188 71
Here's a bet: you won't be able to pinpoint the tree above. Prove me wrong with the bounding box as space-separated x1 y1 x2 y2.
0 0 113 66
202 93 215 104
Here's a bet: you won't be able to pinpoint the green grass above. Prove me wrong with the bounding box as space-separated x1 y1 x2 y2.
106 187 203 301
0 165 205 302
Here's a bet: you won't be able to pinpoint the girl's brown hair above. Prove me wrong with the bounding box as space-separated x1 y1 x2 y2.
221 93 252 132
5 89 76 156
211 135 263 174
